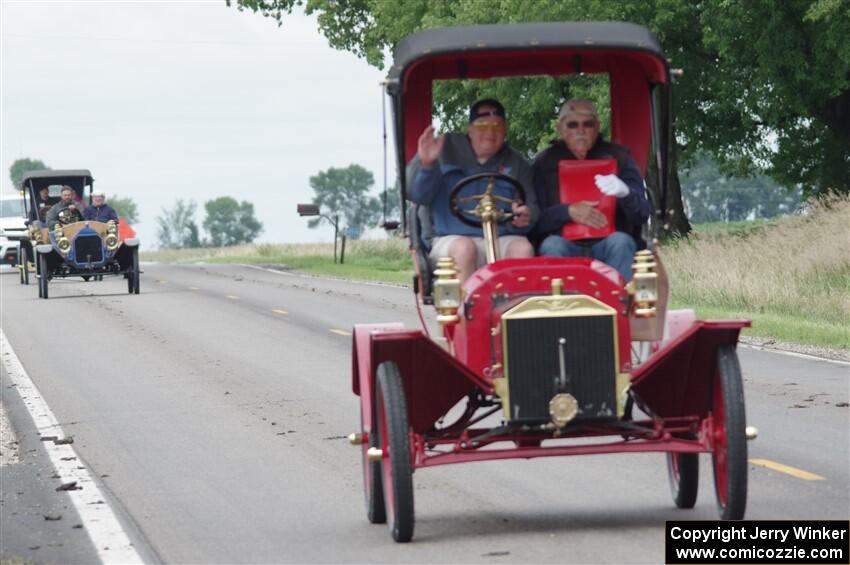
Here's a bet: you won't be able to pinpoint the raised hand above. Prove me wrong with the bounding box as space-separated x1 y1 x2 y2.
568 201 608 229
417 125 445 168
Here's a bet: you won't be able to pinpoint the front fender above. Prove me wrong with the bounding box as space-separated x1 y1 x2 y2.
35 244 53 255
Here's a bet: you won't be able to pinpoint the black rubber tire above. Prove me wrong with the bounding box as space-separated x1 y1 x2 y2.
38 253 49 299
376 362 414 542
712 345 747 519
666 436 699 509
128 247 140 294
19 246 29 285
82 275 91 282
362 416 386 524
36 253 42 298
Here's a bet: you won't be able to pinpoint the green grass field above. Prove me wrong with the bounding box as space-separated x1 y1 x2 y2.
664 195 849 349
143 195 849 350
144 239 414 285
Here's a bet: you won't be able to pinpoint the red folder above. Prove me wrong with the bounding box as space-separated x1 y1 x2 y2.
559 159 617 241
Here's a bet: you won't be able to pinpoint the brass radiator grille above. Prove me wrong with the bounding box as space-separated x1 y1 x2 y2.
501 296 618 423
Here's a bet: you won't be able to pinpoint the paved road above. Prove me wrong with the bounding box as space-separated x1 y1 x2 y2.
1 263 848 563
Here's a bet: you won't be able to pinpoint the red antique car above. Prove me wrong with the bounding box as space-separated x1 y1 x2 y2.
350 21 754 542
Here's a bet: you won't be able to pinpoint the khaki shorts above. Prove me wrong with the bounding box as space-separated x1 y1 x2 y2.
428 235 530 269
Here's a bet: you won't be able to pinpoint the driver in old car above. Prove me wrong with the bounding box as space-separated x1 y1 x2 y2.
46 186 83 229
407 99 538 283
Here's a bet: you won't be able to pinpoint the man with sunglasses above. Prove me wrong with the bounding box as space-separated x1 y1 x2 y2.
532 99 650 281
408 99 538 283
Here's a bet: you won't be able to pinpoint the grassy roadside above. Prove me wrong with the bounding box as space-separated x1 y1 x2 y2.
143 195 849 351
143 239 414 285
664 195 849 350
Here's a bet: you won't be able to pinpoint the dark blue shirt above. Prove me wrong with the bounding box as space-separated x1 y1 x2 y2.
83 204 119 223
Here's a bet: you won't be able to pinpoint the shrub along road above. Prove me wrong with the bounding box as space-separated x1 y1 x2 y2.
1 264 847 563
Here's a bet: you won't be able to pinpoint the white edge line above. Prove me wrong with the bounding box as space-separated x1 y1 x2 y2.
738 343 849 366
241 264 408 289
1 330 144 564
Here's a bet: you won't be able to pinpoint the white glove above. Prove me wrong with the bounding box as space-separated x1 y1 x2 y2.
595 174 629 198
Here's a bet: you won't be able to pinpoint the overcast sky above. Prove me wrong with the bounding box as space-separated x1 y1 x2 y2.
1 0 396 248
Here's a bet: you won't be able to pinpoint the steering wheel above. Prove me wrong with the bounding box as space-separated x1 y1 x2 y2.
58 207 82 225
449 172 526 228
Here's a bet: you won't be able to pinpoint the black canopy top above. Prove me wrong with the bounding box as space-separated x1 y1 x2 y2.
21 169 94 188
387 21 666 81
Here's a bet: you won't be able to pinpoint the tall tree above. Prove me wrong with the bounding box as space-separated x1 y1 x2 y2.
203 196 264 247
108 195 140 224
9 158 49 189
156 199 202 249
232 0 849 233
307 164 383 236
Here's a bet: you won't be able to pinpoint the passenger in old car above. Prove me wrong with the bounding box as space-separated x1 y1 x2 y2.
83 191 119 223
46 186 83 228
36 187 55 220
532 99 650 281
407 99 538 283
71 187 87 210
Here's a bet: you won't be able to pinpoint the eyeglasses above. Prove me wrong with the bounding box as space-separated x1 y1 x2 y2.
471 121 505 133
563 120 597 130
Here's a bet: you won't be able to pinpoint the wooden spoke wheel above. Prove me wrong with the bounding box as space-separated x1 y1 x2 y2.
128 247 140 294
376 362 414 542
38 253 49 299
711 345 748 519
360 403 386 524
666 435 698 509
19 246 29 285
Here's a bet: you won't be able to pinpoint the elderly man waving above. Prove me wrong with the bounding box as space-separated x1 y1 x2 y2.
532 99 650 281
407 99 538 283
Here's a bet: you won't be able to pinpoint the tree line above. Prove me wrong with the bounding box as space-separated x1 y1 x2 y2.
156 197 263 249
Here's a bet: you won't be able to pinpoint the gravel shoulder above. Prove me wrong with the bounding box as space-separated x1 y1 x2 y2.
738 335 849 363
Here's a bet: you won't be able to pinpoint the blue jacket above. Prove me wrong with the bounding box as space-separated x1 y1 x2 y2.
406 133 538 238
83 204 119 223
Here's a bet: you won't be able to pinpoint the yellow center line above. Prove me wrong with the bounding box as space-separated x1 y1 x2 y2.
329 329 352 337
226 295 240 300
188 286 200 291
156 279 166 284
272 309 288 315
749 458 825 481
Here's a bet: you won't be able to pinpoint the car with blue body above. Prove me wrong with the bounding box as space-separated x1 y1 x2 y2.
19 169 140 298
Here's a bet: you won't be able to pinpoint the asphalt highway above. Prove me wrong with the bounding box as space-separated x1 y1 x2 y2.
1 263 848 564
